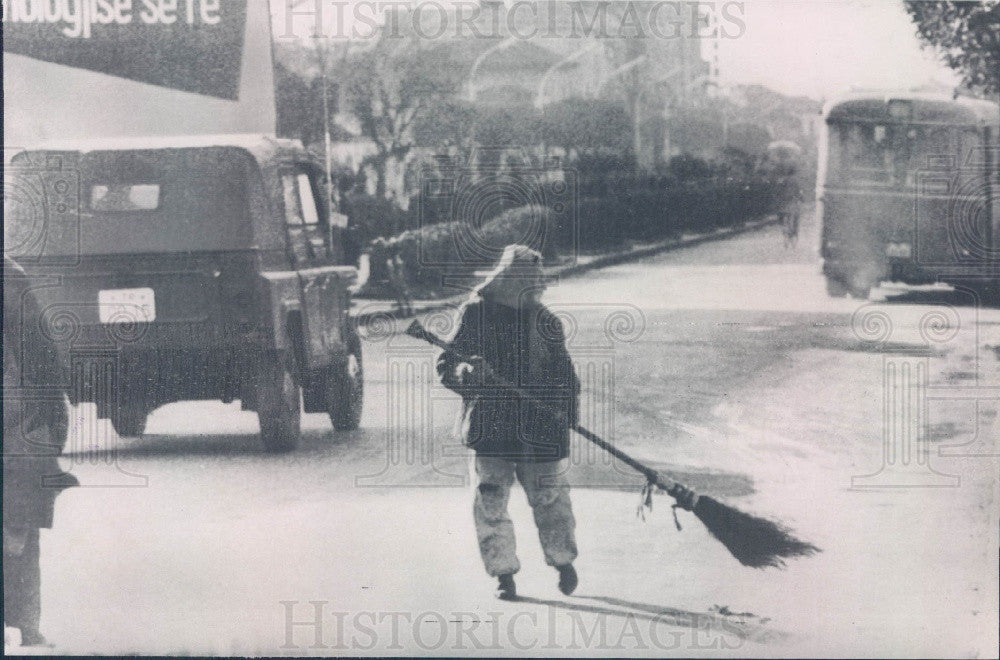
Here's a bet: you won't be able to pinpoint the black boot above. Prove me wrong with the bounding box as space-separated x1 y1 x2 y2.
557 564 578 595
19 629 51 647
496 574 517 601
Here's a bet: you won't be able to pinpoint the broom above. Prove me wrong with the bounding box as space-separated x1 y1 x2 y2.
406 319 820 569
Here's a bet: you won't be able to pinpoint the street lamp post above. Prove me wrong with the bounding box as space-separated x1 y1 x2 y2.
535 43 602 109
315 36 335 210
292 0 337 209
467 37 517 102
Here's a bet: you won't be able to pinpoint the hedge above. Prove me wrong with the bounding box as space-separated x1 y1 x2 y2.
356 158 782 295
361 205 563 297
344 193 412 244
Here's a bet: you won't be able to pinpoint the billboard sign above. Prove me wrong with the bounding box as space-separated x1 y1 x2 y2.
2 0 275 145
2 0 248 100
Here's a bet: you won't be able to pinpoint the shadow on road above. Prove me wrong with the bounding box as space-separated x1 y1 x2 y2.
63 428 370 460
881 285 1000 310
510 594 782 643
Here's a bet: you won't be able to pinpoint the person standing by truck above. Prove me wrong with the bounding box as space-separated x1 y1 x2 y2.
3 255 77 648
437 244 580 600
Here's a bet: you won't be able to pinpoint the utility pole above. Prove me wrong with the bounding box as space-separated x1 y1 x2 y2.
293 0 337 209
315 36 335 210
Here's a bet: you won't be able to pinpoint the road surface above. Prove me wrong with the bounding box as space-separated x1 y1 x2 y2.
25 212 1000 656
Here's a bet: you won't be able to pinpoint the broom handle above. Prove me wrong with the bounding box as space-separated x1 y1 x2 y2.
406 321 682 497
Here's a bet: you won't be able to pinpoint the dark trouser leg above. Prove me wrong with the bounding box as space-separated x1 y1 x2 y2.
4 528 41 637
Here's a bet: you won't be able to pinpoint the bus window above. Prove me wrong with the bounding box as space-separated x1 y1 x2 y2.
836 123 964 187
958 128 986 167
838 124 893 184
906 126 953 174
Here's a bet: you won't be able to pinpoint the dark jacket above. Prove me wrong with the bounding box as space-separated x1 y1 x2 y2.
437 298 580 463
3 255 75 528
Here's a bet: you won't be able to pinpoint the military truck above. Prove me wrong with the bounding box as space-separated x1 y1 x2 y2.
4 135 363 451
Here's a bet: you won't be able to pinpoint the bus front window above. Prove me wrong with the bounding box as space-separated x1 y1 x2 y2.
837 123 958 187
840 123 894 184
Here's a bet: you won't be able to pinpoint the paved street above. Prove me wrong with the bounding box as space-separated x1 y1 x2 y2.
37 211 999 656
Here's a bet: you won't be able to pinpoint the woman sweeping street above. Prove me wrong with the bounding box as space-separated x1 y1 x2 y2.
437 244 581 601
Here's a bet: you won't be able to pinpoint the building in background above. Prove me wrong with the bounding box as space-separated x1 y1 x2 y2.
454 0 711 168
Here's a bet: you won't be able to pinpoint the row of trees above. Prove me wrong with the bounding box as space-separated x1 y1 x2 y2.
275 40 800 203
275 39 648 198
275 0 1000 203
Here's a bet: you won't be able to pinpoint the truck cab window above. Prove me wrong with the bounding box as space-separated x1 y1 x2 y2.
282 170 329 265
297 173 320 226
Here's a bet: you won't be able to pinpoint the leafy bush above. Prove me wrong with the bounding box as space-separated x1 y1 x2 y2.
476 205 559 263
575 197 626 251
344 193 411 244
377 205 562 296
360 154 782 298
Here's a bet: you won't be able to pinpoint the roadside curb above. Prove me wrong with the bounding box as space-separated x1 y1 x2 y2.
353 216 780 326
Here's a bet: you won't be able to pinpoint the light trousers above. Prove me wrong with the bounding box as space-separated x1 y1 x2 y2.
473 456 577 576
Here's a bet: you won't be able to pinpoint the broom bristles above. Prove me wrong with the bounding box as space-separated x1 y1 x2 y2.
693 496 820 569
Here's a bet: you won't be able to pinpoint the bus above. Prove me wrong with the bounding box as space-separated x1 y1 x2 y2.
818 93 999 299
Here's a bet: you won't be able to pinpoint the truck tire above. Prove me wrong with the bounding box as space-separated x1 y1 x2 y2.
849 283 872 300
825 276 849 298
110 406 148 438
257 350 301 452
326 332 364 431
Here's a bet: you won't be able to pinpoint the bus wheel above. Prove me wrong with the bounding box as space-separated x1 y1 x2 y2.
849 283 872 300
326 332 364 431
256 350 301 452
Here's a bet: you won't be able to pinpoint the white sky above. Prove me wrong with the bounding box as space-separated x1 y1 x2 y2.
270 0 963 101
715 0 961 100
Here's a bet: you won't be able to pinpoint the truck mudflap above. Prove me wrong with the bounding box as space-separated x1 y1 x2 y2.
259 271 301 353
259 266 357 371
296 266 357 371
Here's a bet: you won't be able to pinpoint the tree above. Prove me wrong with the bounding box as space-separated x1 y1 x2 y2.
904 1 1000 95
273 58 323 145
474 105 542 148
336 36 465 199
541 98 632 157
724 122 772 159
665 104 725 157
411 99 477 150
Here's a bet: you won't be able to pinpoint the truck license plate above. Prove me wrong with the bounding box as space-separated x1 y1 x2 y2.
886 242 912 259
98 288 156 323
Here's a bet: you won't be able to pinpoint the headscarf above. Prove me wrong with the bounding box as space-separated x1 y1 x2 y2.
473 244 544 300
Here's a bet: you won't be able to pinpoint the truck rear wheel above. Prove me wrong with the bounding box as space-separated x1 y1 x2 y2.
326 333 363 431
825 276 849 298
257 350 301 452
110 406 148 438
